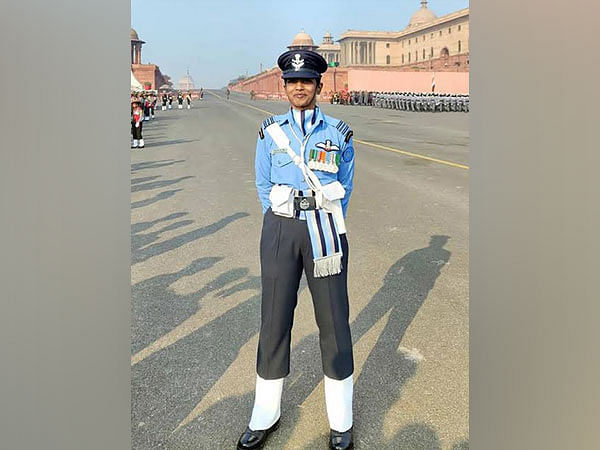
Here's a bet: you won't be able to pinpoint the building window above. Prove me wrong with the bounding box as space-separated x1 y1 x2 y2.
415 51 418 61
386 55 391 64
431 33 434 38
408 39 411 45
408 52 411 62
423 49 426 59
402 54 404 64
458 40 461 52
458 25 462 31
386 42 390 48
449 27 452 34
439 30 442 36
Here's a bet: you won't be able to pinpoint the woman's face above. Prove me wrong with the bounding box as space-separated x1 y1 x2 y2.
284 78 322 110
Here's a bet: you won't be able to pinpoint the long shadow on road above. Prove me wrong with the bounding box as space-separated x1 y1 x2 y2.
351 235 451 448
162 236 452 449
144 138 199 148
131 211 250 265
131 159 186 173
131 256 223 355
131 189 184 210
131 273 262 450
131 175 194 193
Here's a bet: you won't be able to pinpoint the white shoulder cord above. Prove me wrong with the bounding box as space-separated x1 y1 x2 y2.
265 121 347 234
265 122 324 195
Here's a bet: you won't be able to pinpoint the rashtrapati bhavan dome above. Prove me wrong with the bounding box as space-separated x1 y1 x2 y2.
311 1 468 70
230 1 469 96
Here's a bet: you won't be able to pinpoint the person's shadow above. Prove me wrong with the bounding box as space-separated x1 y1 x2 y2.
351 235 451 447
163 236 453 449
262 235 452 448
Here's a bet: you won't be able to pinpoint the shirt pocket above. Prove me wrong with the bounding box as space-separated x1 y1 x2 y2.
273 153 293 168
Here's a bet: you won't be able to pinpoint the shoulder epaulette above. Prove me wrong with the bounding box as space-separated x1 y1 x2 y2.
262 116 275 129
258 128 264 140
344 130 353 143
335 120 350 136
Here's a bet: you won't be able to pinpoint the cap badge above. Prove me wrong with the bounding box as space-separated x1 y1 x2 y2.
291 54 305 71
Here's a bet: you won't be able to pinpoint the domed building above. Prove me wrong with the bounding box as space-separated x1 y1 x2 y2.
337 0 469 70
287 30 318 51
407 0 437 28
316 32 341 65
178 70 195 90
130 28 145 65
227 0 468 100
130 28 170 90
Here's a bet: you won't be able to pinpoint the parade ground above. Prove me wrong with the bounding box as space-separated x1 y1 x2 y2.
131 91 469 449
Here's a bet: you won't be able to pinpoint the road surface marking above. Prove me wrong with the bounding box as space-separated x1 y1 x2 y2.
209 91 469 170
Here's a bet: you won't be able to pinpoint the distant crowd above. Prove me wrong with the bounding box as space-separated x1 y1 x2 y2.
325 90 469 112
130 88 204 149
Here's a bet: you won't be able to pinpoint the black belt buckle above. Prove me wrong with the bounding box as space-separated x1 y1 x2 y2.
294 196 316 211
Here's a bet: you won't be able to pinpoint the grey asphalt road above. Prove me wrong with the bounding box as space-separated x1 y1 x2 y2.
131 90 469 450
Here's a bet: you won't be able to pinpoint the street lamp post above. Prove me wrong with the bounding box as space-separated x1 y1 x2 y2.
333 67 337 92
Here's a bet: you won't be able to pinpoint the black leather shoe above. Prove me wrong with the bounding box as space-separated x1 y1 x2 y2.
329 427 353 450
237 419 280 449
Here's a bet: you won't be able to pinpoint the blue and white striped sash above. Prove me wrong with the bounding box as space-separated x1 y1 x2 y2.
305 208 343 278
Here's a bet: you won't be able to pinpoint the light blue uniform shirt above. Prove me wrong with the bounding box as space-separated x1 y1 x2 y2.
255 106 355 217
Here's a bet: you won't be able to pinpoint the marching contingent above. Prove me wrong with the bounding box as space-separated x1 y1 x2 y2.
328 89 469 112
132 83 467 148
130 89 203 149
372 91 469 112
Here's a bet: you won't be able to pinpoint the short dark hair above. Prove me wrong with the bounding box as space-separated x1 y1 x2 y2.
284 77 321 86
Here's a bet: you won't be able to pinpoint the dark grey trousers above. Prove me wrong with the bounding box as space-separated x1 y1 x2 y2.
257 209 354 381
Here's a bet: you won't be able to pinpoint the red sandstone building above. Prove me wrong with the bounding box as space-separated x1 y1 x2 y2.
130 28 170 90
230 1 469 97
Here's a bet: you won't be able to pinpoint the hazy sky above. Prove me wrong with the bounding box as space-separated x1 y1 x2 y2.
131 0 469 88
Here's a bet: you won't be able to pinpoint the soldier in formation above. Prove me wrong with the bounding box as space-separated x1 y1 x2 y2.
372 91 469 112
142 94 151 121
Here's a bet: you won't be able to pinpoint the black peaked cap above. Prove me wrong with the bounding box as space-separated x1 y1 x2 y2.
278 50 328 80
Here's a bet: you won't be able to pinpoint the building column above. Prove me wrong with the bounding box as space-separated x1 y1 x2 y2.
360 42 363 64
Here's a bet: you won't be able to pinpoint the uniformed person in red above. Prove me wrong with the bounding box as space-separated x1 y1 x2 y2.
131 98 144 148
